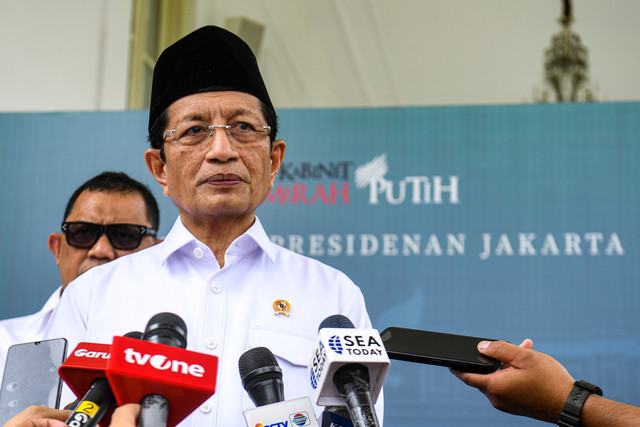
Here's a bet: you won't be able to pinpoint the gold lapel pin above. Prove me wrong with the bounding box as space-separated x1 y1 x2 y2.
273 299 291 316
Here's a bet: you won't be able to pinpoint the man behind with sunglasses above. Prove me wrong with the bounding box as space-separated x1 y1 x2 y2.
0 171 160 377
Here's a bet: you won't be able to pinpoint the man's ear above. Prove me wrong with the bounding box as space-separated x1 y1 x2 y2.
145 148 170 197
269 139 286 189
48 233 62 267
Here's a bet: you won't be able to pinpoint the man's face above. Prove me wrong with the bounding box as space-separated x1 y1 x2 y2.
145 91 285 227
48 190 157 289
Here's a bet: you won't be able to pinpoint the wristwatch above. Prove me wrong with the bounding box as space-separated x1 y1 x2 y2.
557 380 603 427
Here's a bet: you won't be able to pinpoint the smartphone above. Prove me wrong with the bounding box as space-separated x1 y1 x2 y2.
0 338 68 424
380 327 501 374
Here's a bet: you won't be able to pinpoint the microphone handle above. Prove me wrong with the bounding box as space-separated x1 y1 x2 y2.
65 378 115 427
342 391 379 427
334 364 380 427
138 393 169 427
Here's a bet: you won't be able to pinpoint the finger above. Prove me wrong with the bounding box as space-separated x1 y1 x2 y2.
477 340 525 366
4 407 71 427
519 338 534 349
450 368 488 391
110 403 141 427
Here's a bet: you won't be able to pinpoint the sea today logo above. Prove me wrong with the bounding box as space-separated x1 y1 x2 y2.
327 335 344 354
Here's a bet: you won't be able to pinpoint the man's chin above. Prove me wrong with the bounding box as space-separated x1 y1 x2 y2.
79 261 109 276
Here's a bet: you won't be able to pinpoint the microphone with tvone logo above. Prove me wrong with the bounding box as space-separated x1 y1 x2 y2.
105 312 219 427
309 315 389 427
58 331 142 427
239 346 319 427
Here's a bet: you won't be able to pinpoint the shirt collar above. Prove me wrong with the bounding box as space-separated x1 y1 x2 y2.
158 215 276 264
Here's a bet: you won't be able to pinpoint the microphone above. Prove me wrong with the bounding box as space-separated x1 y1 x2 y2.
105 313 218 427
239 347 319 427
239 346 284 406
309 315 389 427
58 331 142 427
138 313 187 427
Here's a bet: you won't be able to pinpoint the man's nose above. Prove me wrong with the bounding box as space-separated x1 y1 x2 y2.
204 126 238 162
87 233 117 260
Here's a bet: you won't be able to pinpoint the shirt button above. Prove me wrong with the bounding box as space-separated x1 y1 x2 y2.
193 247 204 258
205 338 218 349
200 402 212 413
211 283 222 294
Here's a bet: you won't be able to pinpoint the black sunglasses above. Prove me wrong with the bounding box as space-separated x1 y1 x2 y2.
61 222 157 250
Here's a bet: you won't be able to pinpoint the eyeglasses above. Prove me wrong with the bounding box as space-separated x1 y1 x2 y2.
164 122 271 147
61 222 157 250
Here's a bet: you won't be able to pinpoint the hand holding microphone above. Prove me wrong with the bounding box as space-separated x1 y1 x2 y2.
3 404 140 427
58 331 141 427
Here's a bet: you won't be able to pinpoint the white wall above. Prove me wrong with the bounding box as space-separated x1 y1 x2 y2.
1 0 638 112
0 0 131 112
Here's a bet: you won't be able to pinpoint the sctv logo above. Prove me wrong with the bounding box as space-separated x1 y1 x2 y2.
255 411 311 427
355 153 459 205
123 348 205 377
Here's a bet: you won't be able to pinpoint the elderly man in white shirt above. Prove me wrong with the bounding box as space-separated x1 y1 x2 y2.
44 26 382 426
0 172 159 378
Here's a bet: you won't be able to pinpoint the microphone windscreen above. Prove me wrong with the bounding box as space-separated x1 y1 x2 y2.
123 331 143 339
318 314 355 331
239 347 284 407
142 312 187 348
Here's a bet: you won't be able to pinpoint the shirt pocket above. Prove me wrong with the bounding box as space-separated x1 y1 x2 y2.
249 323 317 366
247 323 320 414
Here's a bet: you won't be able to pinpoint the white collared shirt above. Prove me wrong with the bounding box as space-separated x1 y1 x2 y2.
0 287 62 380
45 216 382 425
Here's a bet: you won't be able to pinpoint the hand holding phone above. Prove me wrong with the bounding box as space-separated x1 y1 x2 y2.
380 327 501 374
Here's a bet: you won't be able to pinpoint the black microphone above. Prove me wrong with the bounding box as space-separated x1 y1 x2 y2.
316 315 384 427
239 346 284 406
239 347 319 427
137 312 188 427
63 331 142 427
319 317 355 427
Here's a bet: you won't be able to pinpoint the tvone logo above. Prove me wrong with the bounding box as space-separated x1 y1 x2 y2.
355 153 459 205
123 348 204 377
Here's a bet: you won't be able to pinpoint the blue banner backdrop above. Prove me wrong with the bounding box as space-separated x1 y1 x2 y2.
1 103 638 425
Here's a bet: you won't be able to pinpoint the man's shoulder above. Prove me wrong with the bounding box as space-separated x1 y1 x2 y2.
83 241 163 276
0 312 43 346
267 241 358 289
270 241 342 270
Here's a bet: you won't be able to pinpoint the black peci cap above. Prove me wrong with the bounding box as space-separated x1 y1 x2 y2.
148 25 273 132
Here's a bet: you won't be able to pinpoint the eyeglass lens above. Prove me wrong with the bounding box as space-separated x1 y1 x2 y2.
64 223 147 250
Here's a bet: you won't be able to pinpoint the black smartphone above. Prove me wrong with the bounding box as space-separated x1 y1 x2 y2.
0 338 68 424
380 327 501 374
